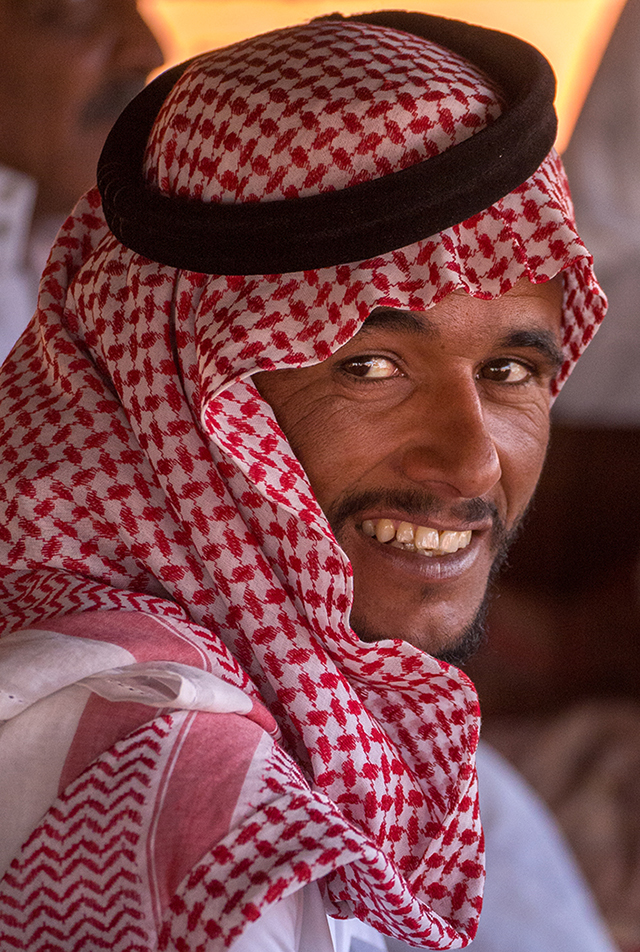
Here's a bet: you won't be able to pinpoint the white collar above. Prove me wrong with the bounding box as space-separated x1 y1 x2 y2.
0 164 37 273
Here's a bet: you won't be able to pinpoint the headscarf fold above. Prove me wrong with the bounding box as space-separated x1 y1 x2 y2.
0 16 605 951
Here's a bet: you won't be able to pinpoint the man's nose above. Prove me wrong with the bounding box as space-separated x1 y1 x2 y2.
115 1 165 77
397 377 502 500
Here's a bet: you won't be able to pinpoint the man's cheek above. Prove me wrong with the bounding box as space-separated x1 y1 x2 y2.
494 427 551 529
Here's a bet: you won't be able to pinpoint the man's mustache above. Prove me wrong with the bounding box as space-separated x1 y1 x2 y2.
80 77 149 128
326 487 510 551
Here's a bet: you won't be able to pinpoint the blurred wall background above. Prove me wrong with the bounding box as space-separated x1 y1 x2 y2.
138 0 626 151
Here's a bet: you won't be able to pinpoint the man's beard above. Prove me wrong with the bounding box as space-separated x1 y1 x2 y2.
432 548 505 666
327 487 525 666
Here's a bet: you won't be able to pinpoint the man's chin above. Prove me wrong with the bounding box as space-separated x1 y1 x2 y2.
346 514 518 665
432 601 489 667
351 597 488 667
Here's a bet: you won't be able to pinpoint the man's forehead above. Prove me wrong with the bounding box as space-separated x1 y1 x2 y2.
363 274 564 329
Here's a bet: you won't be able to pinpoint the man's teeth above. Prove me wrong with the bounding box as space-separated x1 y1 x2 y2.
361 518 472 556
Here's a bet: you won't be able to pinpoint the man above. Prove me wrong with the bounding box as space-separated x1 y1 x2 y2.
0 0 163 363
0 12 606 951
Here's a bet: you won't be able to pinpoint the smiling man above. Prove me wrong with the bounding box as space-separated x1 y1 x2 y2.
0 12 605 952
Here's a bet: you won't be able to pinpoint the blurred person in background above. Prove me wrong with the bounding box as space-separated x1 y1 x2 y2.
0 0 163 363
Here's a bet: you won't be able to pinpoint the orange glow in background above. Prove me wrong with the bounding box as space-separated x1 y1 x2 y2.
139 0 626 151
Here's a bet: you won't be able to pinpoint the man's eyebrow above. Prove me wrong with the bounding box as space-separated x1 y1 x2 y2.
361 310 565 370
364 311 564 364
499 330 565 371
361 307 434 336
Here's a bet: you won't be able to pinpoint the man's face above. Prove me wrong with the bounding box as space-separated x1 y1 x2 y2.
0 0 163 216
254 276 564 660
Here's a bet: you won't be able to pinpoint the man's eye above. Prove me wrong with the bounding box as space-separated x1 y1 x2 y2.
341 356 401 379
25 0 101 31
479 359 533 384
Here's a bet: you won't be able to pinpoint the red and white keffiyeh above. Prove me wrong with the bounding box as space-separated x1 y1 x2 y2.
0 17 605 952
